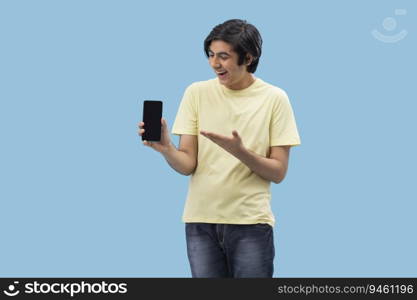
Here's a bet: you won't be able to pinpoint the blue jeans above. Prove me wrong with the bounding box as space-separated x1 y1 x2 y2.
185 223 275 278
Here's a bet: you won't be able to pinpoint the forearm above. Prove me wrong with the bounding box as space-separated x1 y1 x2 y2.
234 147 284 184
161 143 196 176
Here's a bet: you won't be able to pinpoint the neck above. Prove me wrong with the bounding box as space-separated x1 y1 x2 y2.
227 73 255 90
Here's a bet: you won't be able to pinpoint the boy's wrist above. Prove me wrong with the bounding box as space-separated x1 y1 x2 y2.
161 142 176 156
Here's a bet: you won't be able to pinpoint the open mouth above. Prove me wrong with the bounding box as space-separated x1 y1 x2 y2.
216 71 228 78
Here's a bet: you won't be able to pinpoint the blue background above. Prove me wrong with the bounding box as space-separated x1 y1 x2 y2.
0 0 415 277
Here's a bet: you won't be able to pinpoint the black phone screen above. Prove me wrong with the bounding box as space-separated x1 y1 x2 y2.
142 100 163 141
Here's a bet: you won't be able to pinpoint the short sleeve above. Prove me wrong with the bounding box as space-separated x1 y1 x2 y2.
270 89 301 147
171 84 198 136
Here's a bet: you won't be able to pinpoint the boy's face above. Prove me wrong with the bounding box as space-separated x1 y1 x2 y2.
208 40 253 90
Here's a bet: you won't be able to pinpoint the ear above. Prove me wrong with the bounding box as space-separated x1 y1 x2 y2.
246 54 254 65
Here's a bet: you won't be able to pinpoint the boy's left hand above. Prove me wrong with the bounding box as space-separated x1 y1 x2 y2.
200 130 245 156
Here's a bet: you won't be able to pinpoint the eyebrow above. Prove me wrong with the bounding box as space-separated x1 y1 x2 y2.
208 50 231 56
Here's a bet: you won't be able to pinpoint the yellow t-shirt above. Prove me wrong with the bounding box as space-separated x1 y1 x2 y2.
171 77 301 227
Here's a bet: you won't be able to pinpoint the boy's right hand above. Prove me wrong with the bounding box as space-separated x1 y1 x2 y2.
138 118 173 154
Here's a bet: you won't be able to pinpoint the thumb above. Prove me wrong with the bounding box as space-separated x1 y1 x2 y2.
232 130 240 138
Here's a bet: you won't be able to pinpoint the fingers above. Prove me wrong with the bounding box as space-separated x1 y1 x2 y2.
138 121 153 148
137 121 145 137
138 120 164 150
143 140 153 147
137 128 145 136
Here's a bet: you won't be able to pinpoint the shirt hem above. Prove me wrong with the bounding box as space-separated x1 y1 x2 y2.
182 217 275 227
270 142 301 147
172 130 198 136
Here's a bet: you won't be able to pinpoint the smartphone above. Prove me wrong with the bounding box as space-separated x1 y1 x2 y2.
142 100 163 141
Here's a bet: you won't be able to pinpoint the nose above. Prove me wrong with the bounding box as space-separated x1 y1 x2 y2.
209 56 221 69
